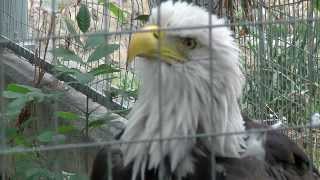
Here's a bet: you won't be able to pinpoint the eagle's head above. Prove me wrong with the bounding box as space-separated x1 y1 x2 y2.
122 1 246 179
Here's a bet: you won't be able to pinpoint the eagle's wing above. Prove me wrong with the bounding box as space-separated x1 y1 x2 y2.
90 147 319 180
243 114 319 176
90 117 320 180
216 156 317 180
243 115 320 180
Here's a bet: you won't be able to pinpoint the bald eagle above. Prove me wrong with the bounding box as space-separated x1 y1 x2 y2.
91 1 320 180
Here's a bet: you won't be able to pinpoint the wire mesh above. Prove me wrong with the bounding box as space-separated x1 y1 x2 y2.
0 0 319 179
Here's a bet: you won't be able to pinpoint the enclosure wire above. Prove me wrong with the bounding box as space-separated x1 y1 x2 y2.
156 0 165 179
1 17 320 44
0 1 8 178
306 0 315 172
208 0 216 179
0 33 6 180
0 0 319 178
0 124 318 155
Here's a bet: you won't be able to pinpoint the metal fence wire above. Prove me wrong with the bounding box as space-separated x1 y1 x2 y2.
0 0 320 179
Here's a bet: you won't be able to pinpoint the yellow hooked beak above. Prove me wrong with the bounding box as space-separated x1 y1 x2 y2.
127 25 186 65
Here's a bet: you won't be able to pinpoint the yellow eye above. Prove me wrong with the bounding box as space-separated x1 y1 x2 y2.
181 37 197 49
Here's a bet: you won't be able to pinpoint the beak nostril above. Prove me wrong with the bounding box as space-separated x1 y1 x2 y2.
153 32 159 39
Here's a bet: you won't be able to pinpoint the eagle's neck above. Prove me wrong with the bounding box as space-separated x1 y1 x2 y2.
121 56 246 179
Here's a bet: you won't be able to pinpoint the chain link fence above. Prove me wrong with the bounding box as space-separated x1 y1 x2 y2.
0 0 320 179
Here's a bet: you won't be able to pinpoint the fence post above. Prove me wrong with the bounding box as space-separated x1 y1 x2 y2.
257 0 266 119
0 26 6 180
306 0 316 171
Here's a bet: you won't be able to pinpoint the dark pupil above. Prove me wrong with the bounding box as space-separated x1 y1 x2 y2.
184 38 195 48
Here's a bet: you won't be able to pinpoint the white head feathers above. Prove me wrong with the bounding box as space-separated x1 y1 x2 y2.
121 1 246 179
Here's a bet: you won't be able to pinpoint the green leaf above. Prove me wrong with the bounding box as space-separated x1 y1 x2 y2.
64 17 83 46
54 65 94 84
87 44 119 63
135 14 149 22
54 65 82 76
8 96 29 112
26 168 53 179
77 4 91 33
89 64 120 76
5 109 21 119
88 119 107 128
85 34 106 49
314 0 320 11
6 84 36 94
97 0 105 4
108 2 128 23
51 48 84 64
37 131 55 143
57 125 76 134
19 117 34 130
96 1 127 23
73 72 95 84
6 127 18 138
55 111 80 121
26 90 50 103
69 174 89 180
2 91 24 99
14 134 30 146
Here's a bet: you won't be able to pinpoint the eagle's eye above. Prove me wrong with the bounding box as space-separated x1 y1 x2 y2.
181 37 197 49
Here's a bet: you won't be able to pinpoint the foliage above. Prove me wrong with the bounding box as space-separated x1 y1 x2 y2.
2 83 89 179
111 72 139 104
107 2 128 23
51 3 125 138
314 0 320 11
239 5 320 125
77 4 91 33
97 1 129 23
1 2 131 179
135 14 150 22
2 84 56 119
2 82 119 179
64 17 84 47
53 17 120 87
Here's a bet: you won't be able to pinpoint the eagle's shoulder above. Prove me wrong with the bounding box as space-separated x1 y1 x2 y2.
243 114 314 176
